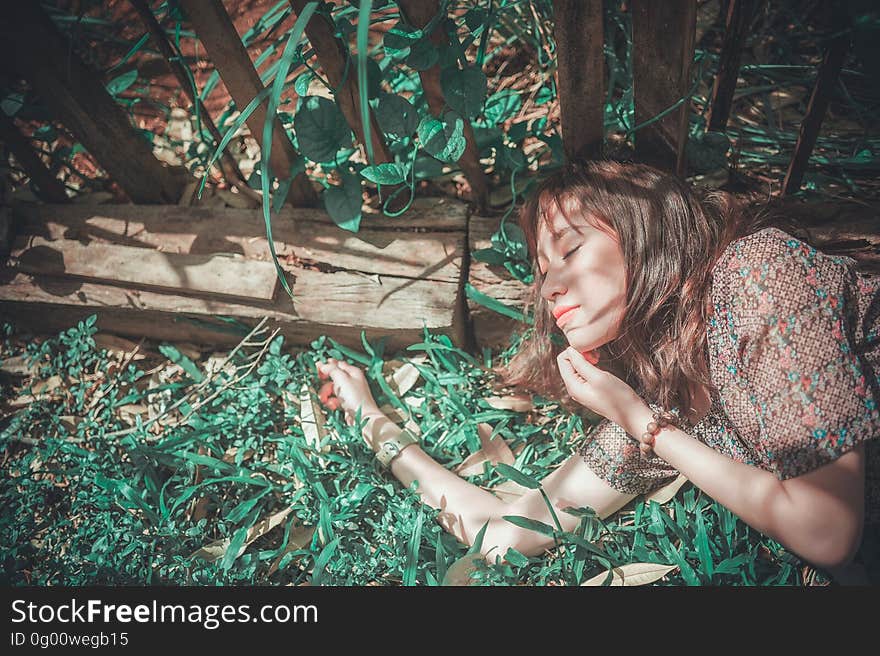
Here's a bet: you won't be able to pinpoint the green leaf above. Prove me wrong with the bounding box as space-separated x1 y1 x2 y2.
484 90 521 126
375 94 419 139
311 536 341 586
502 514 556 537
32 125 58 143
418 111 465 163
465 283 532 324
158 344 204 382
440 65 486 119
294 96 352 163
220 526 249 571
535 86 554 105
360 163 406 185
323 171 362 233
403 512 424 586
294 72 313 96
106 69 138 97
495 462 541 489
471 247 508 266
384 21 422 59
503 547 530 567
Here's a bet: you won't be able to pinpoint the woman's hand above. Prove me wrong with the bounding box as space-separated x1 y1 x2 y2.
315 358 383 427
556 347 641 425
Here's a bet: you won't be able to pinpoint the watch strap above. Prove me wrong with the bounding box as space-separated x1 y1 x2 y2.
375 429 419 469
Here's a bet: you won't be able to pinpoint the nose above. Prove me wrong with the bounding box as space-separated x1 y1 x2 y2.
539 266 566 304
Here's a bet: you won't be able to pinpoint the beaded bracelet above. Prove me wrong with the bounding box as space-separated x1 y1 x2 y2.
638 409 682 459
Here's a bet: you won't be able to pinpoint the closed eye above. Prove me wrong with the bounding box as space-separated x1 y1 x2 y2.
538 244 581 279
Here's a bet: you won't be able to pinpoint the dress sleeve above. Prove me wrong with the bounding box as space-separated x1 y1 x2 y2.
577 403 680 495
724 236 880 480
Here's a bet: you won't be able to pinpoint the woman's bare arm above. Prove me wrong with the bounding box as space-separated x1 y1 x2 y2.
621 402 866 570
362 413 637 562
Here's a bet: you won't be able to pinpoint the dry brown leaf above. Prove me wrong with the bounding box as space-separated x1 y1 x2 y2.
382 356 425 397
32 375 62 395
484 395 534 413
580 562 678 586
441 554 484 586
94 334 148 360
644 474 689 505
299 383 329 467
191 507 296 563
268 524 318 575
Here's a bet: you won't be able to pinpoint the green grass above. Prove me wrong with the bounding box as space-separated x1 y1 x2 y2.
0 316 828 586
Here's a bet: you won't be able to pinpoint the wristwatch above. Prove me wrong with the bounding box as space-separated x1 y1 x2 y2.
375 429 419 469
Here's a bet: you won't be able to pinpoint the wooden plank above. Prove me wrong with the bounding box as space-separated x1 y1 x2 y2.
10 237 279 302
0 113 69 203
0 3 185 204
177 0 316 207
397 0 489 212
552 0 604 161
0 267 464 354
467 215 532 351
706 0 758 132
781 19 850 196
631 0 697 174
11 197 467 283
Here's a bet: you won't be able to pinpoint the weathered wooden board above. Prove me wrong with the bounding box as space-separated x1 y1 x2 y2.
552 0 604 161
631 0 697 174
11 236 279 302
10 198 467 284
467 215 533 352
2 198 469 353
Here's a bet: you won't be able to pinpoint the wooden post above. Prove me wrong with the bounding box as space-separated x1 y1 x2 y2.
129 0 247 188
0 3 185 204
177 0 317 206
631 0 697 175
782 19 850 196
289 0 392 164
397 0 489 212
0 113 69 203
552 0 604 161
706 0 758 132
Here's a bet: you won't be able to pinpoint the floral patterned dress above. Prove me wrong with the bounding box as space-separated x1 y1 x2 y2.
578 226 880 563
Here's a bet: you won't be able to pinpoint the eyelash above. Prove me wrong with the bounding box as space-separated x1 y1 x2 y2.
539 245 580 278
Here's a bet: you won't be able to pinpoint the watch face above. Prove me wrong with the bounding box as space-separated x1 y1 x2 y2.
386 442 401 455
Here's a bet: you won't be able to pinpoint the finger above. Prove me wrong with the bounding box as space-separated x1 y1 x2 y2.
318 381 335 403
556 352 582 387
325 396 340 411
564 347 597 380
336 361 360 376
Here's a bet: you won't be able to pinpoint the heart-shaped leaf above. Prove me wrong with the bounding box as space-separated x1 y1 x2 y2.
440 65 487 119
375 93 419 139
294 96 352 163
323 171 362 233
418 111 465 163
360 163 407 185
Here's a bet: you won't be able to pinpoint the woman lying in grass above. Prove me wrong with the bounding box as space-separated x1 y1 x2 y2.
316 160 880 585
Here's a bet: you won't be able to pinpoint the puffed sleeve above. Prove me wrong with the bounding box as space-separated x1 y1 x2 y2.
577 402 680 495
722 233 880 480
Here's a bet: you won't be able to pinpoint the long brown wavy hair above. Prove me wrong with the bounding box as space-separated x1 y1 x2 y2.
487 160 802 421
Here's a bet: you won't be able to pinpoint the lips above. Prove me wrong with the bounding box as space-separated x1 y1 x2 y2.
553 305 580 327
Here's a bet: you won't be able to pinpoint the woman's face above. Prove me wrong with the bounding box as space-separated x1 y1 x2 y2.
535 203 628 353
